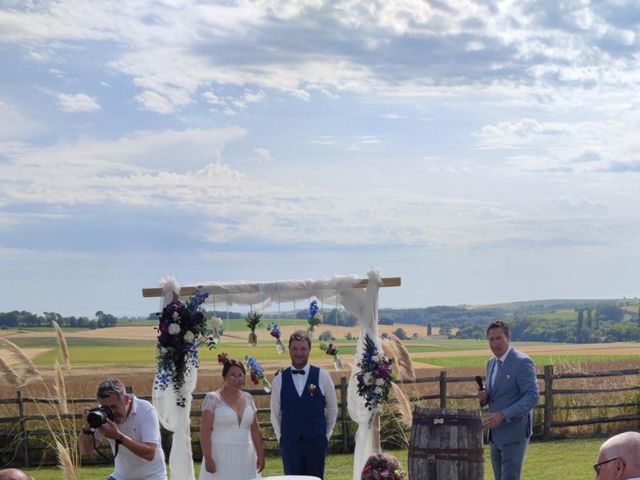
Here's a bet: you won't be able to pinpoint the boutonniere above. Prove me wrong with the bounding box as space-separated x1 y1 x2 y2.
506 374 511 380
308 383 317 396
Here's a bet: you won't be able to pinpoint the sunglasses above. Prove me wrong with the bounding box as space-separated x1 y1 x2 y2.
593 457 618 474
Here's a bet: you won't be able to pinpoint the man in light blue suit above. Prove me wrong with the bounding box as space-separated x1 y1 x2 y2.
477 321 539 480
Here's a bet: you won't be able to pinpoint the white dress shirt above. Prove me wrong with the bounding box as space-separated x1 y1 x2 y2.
490 345 513 390
270 363 338 441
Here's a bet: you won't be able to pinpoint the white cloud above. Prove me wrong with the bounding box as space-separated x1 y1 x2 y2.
134 90 175 114
57 93 101 113
0 100 42 141
252 147 273 162
231 90 266 109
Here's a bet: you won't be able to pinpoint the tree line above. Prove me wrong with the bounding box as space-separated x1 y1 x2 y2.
0 310 118 329
454 303 640 343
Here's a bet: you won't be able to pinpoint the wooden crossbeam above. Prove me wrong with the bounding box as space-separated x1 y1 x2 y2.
142 276 401 298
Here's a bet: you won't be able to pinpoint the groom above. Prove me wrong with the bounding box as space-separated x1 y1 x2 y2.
270 330 338 479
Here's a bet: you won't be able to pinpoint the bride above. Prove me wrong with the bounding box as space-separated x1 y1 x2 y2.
199 356 265 480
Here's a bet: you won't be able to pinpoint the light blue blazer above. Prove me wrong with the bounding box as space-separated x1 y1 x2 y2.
486 347 539 446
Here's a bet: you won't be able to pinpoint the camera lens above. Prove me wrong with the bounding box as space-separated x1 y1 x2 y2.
87 405 115 428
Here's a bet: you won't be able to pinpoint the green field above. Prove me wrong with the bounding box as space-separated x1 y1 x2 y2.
19 438 603 480
415 354 640 369
28 334 637 369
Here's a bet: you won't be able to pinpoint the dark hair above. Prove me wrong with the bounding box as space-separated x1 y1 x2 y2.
486 320 511 338
96 378 126 400
222 359 246 378
289 329 312 348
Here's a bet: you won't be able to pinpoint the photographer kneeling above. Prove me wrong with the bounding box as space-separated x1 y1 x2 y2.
79 378 167 480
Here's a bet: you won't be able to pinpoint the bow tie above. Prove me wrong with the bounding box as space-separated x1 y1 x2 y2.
292 369 305 375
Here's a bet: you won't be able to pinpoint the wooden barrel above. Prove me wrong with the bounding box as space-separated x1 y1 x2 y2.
409 407 484 480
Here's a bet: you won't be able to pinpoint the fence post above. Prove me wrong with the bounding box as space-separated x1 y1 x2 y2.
339 376 349 453
543 365 554 440
17 390 30 468
439 371 447 409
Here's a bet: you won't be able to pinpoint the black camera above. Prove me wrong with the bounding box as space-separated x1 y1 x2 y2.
87 405 114 428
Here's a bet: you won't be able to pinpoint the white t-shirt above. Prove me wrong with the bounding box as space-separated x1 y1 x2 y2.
96 395 167 480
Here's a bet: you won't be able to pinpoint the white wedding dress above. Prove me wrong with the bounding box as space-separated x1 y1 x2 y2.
199 391 259 480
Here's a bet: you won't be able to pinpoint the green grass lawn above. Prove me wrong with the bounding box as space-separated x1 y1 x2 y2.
20 438 603 479
414 354 640 369
33 342 353 366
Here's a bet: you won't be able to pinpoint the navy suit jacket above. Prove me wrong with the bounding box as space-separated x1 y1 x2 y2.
486 347 539 446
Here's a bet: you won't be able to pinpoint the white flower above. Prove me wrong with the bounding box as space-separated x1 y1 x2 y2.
168 323 181 335
364 372 373 385
183 331 195 343
159 347 168 354
372 354 380 363
211 316 223 328
375 378 386 386
172 311 180 320
374 386 383 394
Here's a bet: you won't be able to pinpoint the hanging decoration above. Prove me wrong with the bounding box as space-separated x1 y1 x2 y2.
355 335 394 424
154 287 215 407
245 309 262 346
207 316 223 345
244 355 271 393
267 322 286 354
320 342 343 371
307 298 323 338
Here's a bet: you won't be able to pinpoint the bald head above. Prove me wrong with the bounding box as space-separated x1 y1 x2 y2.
597 431 640 479
0 469 33 480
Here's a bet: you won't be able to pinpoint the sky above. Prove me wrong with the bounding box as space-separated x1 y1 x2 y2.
1 0 640 317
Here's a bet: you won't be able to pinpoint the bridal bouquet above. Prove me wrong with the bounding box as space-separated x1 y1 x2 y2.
245 310 262 346
267 323 285 354
320 342 343 371
245 355 271 393
307 299 323 337
155 287 212 406
355 335 394 413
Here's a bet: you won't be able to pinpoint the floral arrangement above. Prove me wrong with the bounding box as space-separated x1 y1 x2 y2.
154 287 213 407
244 355 271 393
308 383 317 396
246 310 262 346
217 352 229 365
207 316 223 344
355 334 394 414
267 323 285 354
307 299 323 337
361 453 406 480
320 342 343 371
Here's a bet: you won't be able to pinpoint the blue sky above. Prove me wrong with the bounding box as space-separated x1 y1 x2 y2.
1 0 639 317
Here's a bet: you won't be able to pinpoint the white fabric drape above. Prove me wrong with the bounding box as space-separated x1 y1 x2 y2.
152 365 197 480
341 270 383 480
153 277 197 480
194 275 363 309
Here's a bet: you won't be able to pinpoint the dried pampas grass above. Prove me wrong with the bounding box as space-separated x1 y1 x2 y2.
0 357 20 386
381 333 416 381
55 440 78 480
54 361 68 414
0 337 42 386
52 321 71 371
390 382 413 426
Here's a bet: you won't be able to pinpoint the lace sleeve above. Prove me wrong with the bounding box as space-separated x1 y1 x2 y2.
202 392 219 413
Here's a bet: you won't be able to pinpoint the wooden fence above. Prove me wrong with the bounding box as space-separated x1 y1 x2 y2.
1 366 638 468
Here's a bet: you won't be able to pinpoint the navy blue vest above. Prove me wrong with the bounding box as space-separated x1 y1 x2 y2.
280 365 326 441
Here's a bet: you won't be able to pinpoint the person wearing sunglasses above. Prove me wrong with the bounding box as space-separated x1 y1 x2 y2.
594 431 640 479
